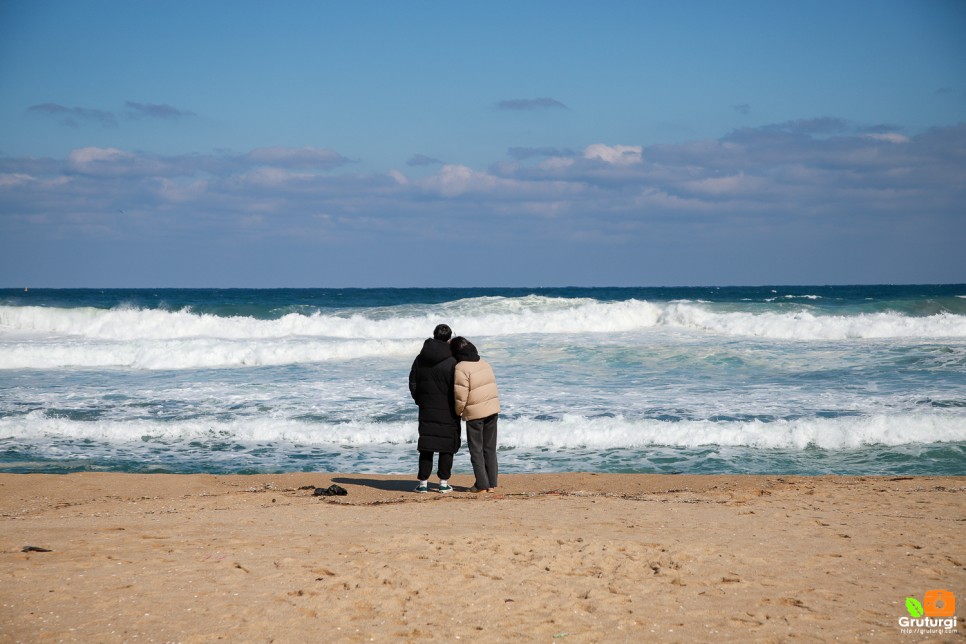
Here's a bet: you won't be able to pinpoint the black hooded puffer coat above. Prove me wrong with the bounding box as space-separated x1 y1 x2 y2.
408 338 461 453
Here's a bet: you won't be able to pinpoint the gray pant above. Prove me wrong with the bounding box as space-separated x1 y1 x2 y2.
466 413 498 489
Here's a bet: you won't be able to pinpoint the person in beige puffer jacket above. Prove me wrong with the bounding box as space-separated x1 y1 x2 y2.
451 336 500 492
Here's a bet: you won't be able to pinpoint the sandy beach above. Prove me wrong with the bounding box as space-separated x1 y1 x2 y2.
1 472 963 643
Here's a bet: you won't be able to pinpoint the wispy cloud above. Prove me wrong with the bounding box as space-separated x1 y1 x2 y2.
495 97 567 111
732 103 751 115
244 147 353 170
507 147 577 160
125 101 195 119
406 154 442 167
27 100 195 127
763 117 852 136
28 103 118 128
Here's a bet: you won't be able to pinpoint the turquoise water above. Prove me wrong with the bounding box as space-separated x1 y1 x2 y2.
1 285 964 475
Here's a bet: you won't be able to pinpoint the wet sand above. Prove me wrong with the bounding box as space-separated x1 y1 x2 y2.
1 472 964 642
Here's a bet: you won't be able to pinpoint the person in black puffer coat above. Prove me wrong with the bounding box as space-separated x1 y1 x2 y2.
408 324 461 493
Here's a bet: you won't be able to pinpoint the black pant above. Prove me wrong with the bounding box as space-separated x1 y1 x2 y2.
466 413 498 489
418 450 453 481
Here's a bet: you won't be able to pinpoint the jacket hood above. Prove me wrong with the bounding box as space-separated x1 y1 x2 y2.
418 338 453 366
453 340 480 362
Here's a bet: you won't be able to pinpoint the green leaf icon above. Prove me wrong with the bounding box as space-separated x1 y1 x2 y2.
906 597 924 618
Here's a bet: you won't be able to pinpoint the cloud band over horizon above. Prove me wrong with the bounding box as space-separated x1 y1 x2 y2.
3 119 962 246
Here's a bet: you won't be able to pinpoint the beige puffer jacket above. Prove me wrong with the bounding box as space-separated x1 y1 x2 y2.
454 359 500 421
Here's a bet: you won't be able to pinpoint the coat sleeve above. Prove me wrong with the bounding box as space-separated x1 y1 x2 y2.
453 363 469 417
408 357 419 402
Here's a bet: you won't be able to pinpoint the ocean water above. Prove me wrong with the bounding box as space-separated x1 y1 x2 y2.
1 285 964 476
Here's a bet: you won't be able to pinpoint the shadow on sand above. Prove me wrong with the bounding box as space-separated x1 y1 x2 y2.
331 477 420 493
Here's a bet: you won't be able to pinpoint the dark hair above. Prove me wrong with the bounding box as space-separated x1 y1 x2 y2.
433 324 452 341
450 336 480 361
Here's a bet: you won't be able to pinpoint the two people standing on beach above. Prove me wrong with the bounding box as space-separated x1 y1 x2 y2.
408 324 500 494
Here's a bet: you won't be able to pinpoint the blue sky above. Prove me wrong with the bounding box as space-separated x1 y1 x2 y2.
1 0 964 287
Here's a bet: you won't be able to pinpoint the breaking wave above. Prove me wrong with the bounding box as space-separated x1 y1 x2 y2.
3 410 963 451
3 296 965 370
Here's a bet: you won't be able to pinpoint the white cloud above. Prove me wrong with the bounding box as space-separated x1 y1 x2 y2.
420 164 503 197
863 132 910 144
682 172 767 196
66 147 176 178
241 167 314 187
538 156 576 171
419 164 587 205
0 173 35 187
388 170 409 185
633 187 716 212
68 147 133 167
583 144 642 165
150 178 208 203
